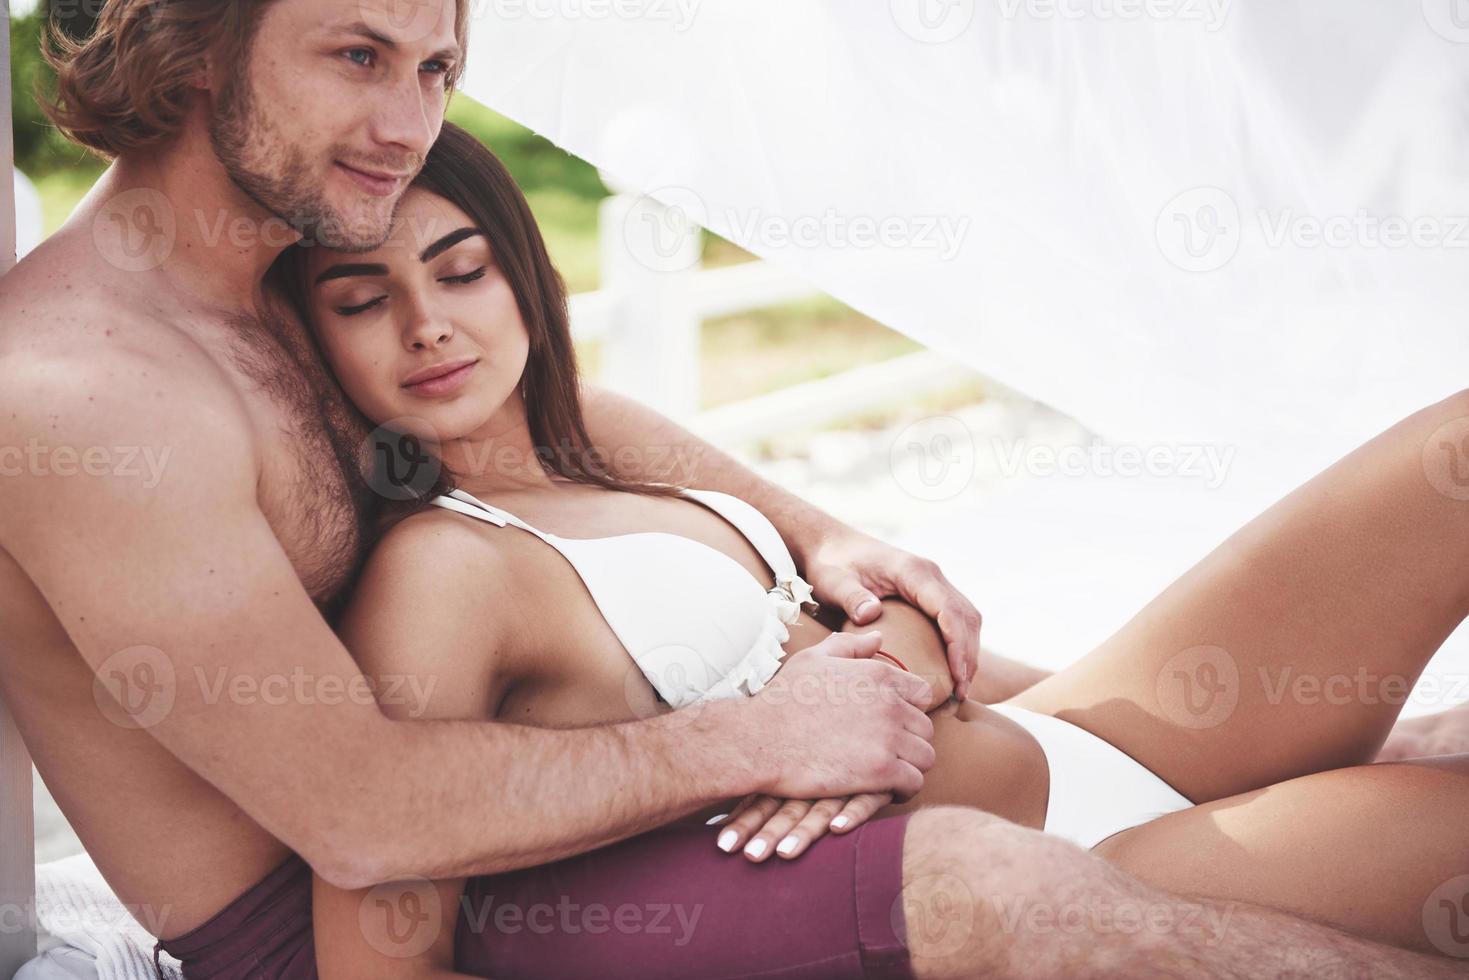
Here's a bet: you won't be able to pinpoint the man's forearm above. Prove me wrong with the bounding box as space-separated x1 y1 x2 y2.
335 698 759 889
581 384 842 563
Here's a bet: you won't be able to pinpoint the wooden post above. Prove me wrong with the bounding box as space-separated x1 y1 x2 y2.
0 1 39 973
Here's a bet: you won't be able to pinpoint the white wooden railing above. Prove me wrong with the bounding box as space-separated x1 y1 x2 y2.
577 191 971 445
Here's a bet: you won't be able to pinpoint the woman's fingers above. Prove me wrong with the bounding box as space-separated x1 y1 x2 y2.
828 793 893 834
715 795 786 857
737 798 815 862
769 797 849 860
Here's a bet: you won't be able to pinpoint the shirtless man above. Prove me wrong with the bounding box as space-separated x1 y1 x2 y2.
0 1 1460 978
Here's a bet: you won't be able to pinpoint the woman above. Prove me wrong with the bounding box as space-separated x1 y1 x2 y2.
275 122 1469 976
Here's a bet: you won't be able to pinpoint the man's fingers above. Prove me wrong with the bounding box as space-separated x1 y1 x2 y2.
896 558 982 701
716 796 782 854
740 799 813 863
886 760 925 802
901 704 935 741
829 793 892 834
773 798 848 860
895 731 937 773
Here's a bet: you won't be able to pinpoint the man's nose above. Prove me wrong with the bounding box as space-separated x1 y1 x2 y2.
370 72 439 161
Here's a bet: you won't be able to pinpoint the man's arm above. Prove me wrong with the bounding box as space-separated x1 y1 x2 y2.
0 348 932 889
582 384 988 699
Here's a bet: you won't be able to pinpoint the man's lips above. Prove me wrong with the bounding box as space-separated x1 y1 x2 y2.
337 162 410 197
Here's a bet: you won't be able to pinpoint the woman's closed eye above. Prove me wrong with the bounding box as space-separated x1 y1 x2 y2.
331 266 490 317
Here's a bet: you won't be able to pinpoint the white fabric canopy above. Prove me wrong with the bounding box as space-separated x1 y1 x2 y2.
460 3 1469 697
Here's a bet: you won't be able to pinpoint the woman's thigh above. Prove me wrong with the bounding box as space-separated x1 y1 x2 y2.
1092 754 1469 958
1007 388 1469 802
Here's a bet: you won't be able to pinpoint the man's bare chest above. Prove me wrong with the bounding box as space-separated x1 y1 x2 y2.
213 307 378 614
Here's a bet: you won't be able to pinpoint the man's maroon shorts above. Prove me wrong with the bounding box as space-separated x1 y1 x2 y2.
154 812 917 979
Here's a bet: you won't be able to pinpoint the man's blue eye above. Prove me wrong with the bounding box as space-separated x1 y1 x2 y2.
345 48 373 67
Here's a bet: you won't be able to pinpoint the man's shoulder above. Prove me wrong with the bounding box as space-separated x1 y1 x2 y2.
0 243 244 424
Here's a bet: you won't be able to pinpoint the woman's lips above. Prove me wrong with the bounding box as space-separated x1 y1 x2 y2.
337 162 403 197
402 360 478 397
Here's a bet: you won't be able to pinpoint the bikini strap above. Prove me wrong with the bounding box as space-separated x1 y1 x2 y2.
428 488 550 541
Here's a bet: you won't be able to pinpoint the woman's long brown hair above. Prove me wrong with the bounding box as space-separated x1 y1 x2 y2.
272 121 687 524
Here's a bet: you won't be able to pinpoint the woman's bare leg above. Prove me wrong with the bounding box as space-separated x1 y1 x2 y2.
1093 754 1469 958
1007 387 1469 802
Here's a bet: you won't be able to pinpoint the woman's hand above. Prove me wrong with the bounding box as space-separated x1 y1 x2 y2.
801 528 982 701
711 792 894 861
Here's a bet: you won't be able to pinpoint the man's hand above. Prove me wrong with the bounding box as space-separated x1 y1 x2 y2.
801 528 983 701
742 631 935 802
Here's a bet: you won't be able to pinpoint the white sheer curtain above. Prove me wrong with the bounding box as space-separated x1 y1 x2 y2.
460 2 1469 684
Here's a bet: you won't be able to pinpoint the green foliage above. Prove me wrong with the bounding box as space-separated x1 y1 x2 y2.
10 9 105 178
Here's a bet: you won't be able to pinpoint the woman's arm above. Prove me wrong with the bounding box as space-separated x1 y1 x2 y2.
840 598 954 711
313 514 524 978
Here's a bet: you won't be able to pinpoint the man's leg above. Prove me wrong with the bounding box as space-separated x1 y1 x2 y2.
901 807 1468 979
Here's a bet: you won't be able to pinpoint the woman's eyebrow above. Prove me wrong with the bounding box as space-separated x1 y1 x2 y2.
419 227 484 262
311 229 485 286
313 262 388 286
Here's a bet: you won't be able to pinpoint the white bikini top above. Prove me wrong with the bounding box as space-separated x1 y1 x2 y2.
427 485 818 709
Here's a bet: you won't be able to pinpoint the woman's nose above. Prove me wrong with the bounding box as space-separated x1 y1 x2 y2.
403 310 454 350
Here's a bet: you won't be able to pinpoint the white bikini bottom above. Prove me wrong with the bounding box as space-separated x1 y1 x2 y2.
988 703 1195 850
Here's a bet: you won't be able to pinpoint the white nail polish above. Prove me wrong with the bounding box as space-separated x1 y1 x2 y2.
777 836 799 856
745 838 768 859
831 815 851 830
705 813 729 826
718 830 738 852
